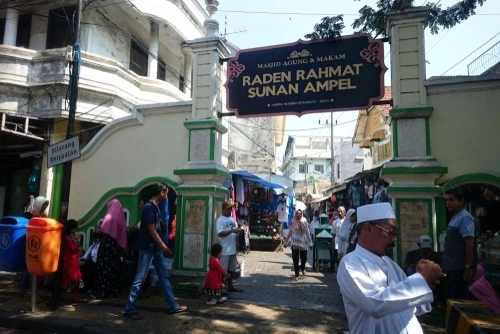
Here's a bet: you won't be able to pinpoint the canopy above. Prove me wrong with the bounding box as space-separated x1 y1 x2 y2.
230 170 285 194
294 200 307 211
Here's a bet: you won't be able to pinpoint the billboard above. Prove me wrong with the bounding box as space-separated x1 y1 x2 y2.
224 34 387 118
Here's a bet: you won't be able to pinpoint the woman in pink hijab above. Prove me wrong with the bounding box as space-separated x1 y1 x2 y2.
469 264 500 314
93 199 128 299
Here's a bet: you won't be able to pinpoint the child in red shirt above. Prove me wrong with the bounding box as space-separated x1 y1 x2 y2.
203 244 229 305
62 219 86 303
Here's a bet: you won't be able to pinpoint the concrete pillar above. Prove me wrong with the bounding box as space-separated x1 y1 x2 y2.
381 6 448 264
4 8 19 46
204 0 219 37
181 45 193 96
147 19 159 79
173 31 232 273
29 9 49 50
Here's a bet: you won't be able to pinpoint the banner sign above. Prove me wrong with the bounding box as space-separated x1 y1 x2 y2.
47 136 80 168
224 34 387 118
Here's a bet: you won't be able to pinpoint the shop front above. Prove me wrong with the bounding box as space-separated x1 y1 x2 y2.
230 171 290 252
0 113 48 217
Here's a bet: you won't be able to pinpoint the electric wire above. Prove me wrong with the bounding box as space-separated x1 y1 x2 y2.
217 9 500 17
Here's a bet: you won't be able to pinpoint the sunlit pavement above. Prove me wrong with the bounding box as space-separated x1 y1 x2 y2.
0 250 444 333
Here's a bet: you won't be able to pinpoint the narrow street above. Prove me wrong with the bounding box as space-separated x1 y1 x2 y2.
0 249 445 333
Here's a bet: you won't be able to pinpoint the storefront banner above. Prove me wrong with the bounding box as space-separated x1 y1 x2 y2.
225 34 387 118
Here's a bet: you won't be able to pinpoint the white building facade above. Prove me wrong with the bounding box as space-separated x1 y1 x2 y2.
0 0 208 217
281 136 334 193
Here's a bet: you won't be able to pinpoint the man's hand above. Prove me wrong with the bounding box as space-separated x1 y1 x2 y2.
337 253 343 261
161 244 172 257
416 260 445 288
463 267 474 282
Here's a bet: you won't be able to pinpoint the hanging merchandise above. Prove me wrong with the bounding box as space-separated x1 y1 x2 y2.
368 184 374 200
277 195 288 223
28 165 41 193
348 182 364 208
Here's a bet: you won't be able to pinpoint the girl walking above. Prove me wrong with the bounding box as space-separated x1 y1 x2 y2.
203 244 228 305
62 219 86 302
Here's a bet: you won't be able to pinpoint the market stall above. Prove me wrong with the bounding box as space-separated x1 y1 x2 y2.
230 171 286 252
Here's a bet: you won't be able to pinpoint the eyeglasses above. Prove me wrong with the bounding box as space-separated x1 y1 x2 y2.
373 224 398 238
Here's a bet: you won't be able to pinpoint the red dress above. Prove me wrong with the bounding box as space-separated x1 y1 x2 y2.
203 257 225 291
62 235 82 289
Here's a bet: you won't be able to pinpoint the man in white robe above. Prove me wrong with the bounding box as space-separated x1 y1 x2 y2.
337 203 445 334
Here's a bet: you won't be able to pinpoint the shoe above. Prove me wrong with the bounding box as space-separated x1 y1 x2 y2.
217 296 227 303
228 288 243 292
206 300 217 305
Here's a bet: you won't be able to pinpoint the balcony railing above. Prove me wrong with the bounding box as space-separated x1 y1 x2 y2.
0 45 189 120
467 41 500 76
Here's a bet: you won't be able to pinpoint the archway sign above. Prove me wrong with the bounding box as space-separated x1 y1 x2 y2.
224 34 387 118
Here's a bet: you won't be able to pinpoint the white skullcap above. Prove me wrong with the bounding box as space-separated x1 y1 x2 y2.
418 235 433 249
357 203 396 224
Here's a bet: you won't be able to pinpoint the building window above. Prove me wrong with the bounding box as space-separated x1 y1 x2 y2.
299 164 307 173
129 40 148 77
314 165 324 173
157 60 166 81
16 14 32 48
337 163 340 179
47 6 75 49
179 74 185 92
0 18 5 43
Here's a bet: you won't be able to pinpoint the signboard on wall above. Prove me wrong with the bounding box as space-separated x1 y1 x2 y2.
47 136 80 168
224 34 387 118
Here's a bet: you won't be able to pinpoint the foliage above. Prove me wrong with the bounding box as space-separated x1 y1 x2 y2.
305 0 487 39
304 16 345 40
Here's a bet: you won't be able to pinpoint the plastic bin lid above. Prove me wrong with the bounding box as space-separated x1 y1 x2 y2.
0 216 29 227
27 217 63 229
316 230 333 239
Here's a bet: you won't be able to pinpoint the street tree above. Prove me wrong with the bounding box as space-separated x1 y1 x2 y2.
305 0 487 39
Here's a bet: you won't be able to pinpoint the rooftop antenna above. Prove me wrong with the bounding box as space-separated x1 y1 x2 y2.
224 15 227 37
221 14 246 38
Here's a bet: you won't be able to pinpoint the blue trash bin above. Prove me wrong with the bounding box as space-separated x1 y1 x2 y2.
0 216 29 272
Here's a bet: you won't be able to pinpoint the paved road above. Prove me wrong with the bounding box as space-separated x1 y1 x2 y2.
230 248 345 314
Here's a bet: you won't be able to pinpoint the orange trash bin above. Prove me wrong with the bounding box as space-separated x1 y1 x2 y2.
25 218 63 276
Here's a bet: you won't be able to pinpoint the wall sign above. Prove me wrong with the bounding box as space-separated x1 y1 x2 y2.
224 34 387 118
47 136 81 168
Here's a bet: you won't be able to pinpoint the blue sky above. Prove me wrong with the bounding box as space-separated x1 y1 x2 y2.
202 0 500 164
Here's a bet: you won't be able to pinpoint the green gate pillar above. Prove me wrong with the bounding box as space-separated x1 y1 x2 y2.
382 6 448 264
173 9 233 273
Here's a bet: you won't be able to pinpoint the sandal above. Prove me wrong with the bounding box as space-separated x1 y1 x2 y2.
74 298 88 303
123 313 143 320
302 270 307 276
167 305 187 315
293 276 299 281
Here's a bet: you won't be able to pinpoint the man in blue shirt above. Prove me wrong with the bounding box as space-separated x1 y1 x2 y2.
124 183 186 319
442 187 476 300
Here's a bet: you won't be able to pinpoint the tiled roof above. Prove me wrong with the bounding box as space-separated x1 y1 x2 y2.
379 86 392 117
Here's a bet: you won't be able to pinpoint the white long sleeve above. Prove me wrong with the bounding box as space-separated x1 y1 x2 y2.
337 245 433 334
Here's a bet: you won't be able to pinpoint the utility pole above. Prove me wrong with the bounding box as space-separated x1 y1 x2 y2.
304 154 308 195
330 112 335 186
49 0 82 310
